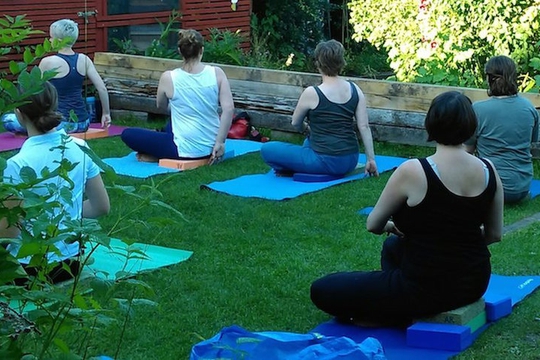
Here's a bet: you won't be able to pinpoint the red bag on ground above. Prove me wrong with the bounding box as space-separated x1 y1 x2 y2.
227 112 250 139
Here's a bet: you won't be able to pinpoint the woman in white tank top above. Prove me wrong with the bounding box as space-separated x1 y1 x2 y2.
120 29 234 163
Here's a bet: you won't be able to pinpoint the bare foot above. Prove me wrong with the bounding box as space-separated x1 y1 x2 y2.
136 153 159 163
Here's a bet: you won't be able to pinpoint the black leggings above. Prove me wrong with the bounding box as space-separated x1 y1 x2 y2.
120 121 211 160
310 236 488 326
15 259 82 286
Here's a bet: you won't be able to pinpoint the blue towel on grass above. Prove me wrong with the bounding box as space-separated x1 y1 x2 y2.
103 139 263 178
311 274 540 360
202 155 407 200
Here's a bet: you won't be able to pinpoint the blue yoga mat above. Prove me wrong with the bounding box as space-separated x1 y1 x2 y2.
202 155 407 200
311 274 540 360
530 179 540 199
103 139 263 178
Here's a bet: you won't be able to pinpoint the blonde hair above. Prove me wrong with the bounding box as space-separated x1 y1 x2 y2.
177 29 204 60
50 19 79 46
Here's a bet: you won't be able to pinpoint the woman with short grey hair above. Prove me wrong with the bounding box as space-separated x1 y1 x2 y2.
37 19 112 133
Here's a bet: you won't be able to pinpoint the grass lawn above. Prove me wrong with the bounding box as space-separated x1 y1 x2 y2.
1 117 539 359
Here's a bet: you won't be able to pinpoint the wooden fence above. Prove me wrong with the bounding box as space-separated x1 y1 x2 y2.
94 52 540 154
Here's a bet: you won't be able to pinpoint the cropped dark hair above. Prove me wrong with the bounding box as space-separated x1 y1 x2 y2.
313 40 346 77
485 55 518 96
425 91 477 145
17 81 62 133
177 29 204 60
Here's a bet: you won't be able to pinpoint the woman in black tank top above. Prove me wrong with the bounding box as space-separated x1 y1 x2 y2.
311 91 504 326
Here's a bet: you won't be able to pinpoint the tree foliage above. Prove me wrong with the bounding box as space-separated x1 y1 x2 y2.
348 0 540 89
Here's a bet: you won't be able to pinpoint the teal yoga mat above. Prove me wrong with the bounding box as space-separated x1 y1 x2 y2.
8 239 192 312
85 238 193 280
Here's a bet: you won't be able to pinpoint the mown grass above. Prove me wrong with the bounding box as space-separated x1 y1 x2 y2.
1 118 539 359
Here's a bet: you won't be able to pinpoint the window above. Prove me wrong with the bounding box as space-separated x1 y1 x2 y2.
108 24 178 53
108 0 178 15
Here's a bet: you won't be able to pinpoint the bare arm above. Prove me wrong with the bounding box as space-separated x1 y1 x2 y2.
82 174 110 219
84 55 112 128
483 160 504 245
354 84 378 176
156 71 173 114
366 160 417 234
291 87 317 133
209 67 234 161
215 66 234 145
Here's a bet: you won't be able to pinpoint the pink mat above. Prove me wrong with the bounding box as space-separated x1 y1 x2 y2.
0 124 127 152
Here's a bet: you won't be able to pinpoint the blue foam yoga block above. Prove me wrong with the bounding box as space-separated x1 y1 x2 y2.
407 322 472 351
293 173 344 183
484 293 512 321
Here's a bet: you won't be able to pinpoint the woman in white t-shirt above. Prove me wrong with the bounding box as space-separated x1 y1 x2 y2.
0 81 110 283
121 29 234 164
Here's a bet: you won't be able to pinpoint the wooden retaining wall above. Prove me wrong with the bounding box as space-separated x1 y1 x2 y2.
94 52 540 154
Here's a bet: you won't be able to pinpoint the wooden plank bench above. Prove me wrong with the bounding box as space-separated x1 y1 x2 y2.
94 52 540 156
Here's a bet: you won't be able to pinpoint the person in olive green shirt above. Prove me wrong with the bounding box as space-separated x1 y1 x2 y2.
465 55 539 203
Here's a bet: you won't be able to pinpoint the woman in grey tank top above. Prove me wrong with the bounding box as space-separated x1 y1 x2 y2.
260 40 379 177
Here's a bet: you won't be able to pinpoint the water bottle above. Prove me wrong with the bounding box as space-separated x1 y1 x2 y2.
86 96 97 123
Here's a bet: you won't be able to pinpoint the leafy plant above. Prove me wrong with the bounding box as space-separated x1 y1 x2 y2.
253 0 330 59
203 28 247 66
348 0 540 89
0 15 185 359
111 38 140 56
0 15 60 117
144 10 181 59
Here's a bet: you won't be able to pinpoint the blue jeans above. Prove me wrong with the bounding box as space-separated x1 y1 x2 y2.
1 112 89 134
260 139 359 176
2 112 25 133
56 119 90 133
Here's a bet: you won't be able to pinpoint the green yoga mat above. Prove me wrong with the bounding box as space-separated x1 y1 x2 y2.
85 238 193 280
7 239 192 312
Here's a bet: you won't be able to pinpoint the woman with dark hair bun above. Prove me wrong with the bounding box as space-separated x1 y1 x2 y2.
121 29 234 164
310 91 504 326
465 55 539 203
0 81 110 283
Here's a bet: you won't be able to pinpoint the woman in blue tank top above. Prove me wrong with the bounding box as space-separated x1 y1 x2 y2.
260 40 379 177
37 19 112 133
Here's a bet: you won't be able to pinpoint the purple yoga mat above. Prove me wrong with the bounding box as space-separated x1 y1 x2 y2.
0 124 127 152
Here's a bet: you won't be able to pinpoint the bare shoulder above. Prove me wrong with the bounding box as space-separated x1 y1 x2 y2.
394 158 423 180
39 55 56 68
213 65 226 76
302 86 318 98
78 53 91 61
160 70 172 80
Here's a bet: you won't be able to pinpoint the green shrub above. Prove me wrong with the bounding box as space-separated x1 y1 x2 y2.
253 0 329 61
348 0 540 89
203 28 246 66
